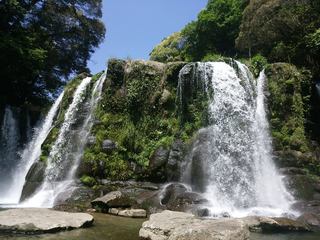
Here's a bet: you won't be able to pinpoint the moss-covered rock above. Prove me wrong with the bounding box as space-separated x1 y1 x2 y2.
266 63 312 152
264 62 320 202
82 59 208 182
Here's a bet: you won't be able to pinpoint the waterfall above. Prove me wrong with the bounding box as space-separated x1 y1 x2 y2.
23 73 106 207
181 62 294 217
7 93 64 205
0 106 20 203
316 82 320 98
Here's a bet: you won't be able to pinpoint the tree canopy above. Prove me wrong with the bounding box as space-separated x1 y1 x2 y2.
236 0 320 73
150 0 249 62
0 0 105 107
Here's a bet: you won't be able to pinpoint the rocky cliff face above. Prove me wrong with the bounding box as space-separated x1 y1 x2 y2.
80 59 208 183
265 63 320 205
21 59 320 208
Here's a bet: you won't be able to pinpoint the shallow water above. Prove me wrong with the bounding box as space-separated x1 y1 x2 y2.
251 232 320 240
0 213 144 240
0 211 320 240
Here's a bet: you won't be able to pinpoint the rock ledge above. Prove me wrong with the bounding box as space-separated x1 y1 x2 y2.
0 208 94 234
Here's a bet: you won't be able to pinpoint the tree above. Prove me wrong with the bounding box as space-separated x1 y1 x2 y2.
0 0 106 107
150 32 185 63
236 0 320 73
181 0 248 61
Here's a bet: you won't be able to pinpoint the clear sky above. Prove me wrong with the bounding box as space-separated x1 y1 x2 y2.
88 0 207 74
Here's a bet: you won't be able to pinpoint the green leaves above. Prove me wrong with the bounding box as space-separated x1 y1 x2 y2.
182 0 246 60
236 0 320 73
0 0 106 106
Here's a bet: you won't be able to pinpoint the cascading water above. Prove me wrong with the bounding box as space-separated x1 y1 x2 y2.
316 82 320 98
0 106 21 203
180 61 294 217
23 73 106 207
2 92 64 205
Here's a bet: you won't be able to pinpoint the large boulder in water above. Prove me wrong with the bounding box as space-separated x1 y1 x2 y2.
139 210 250 240
160 183 209 215
297 212 320 229
0 208 93 234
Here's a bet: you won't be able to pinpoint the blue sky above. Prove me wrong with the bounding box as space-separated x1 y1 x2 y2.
88 0 207 74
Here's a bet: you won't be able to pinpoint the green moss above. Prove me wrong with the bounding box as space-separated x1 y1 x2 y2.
201 53 225 62
266 63 312 153
80 175 97 187
83 59 206 181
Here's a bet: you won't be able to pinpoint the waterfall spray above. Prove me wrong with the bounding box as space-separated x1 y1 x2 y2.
23 72 106 207
180 62 294 217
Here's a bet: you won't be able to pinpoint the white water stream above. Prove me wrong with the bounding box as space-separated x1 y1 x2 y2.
181 62 295 217
23 73 106 207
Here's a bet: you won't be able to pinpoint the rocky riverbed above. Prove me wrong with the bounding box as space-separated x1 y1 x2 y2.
0 209 319 240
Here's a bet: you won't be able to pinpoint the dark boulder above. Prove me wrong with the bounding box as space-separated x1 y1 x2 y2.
298 212 320 229
20 161 46 202
86 136 96 146
148 146 169 182
91 191 136 213
160 183 188 205
160 183 208 213
167 191 208 212
102 139 116 153
166 140 185 181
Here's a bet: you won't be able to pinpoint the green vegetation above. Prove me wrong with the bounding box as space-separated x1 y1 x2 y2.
236 0 320 75
150 0 320 175
0 0 105 107
150 32 185 63
82 59 207 181
39 72 100 164
80 175 97 187
265 63 312 152
150 0 248 62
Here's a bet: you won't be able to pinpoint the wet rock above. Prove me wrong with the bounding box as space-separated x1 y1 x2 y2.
20 161 46 202
86 136 96 146
53 186 98 212
91 191 135 212
286 174 319 200
196 208 210 217
160 183 188 205
269 217 311 232
292 200 320 215
0 208 94 234
131 188 164 214
313 183 320 193
166 139 185 181
118 209 147 218
243 216 310 233
185 129 212 192
139 210 250 240
274 150 315 168
167 191 208 212
148 146 169 182
280 167 308 175
108 207 147 218
102 139 116 152
313 193 320 200
297 212 320 229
